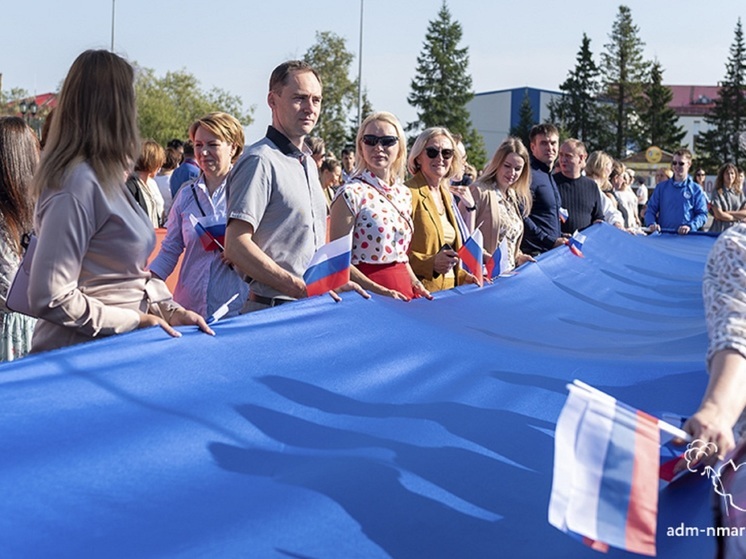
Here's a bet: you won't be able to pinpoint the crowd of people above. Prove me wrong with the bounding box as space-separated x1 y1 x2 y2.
1 51 745 359
0 50 745 555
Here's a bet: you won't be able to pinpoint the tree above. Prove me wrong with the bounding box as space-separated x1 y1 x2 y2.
696 18 746 170
547 34 612 152
304 31 358 155
509 90 535 148
639 60 686 152
600 5 648 158
407 1 486 169
0 86 30 116
135 67 253 146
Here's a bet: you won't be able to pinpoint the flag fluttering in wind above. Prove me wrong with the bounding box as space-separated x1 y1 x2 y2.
303 234 352 297
457 229 484 286
549 380 691 556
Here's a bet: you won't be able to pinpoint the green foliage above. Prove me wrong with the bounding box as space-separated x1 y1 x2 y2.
548 34 613 152
510 91 535 149
407 1 485 169
600 5 648 158
696 19 746 170
304 31 358 155
639 61 686 152
135 66 253 146
0 87 31 116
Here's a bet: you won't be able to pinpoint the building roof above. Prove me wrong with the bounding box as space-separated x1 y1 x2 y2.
667 85 719 116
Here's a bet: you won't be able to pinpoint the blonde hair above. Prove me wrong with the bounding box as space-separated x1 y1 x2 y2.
33 50 139 197
188 112 245 164
473 137 532 217
407 127 464 182
354 111 407 183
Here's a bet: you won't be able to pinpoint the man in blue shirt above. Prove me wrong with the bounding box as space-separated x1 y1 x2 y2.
645 148 708 234
169 141 200 198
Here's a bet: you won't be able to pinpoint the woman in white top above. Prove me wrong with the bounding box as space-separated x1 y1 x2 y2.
329 112 429 301
29 50 212 353
150 113 249 318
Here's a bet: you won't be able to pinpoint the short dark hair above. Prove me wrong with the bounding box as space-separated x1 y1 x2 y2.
269 60 322 94
182 140 195 157
167 138 183 150
529 123 559 143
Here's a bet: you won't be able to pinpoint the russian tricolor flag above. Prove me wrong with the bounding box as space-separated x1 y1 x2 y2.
548 380 689 557
559 207 569 223
568 230 586 257
189 214 226 252
303 234 352 297
457 229 484 286
485 237 510 279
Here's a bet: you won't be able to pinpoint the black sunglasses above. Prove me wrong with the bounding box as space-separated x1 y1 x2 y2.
362 135 398 148
671 161 687 167
425 147 454 160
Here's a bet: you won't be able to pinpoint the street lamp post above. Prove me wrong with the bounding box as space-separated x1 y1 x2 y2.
19 99 39 138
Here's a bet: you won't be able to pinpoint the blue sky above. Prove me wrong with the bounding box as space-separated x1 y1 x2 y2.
2 0 743 144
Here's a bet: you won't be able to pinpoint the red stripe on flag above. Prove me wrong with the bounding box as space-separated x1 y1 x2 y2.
624 410 659 556
306 268 350 297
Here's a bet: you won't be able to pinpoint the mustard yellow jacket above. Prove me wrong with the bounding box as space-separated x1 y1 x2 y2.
406 171 469 292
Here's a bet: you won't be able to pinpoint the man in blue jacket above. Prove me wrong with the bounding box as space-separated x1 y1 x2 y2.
645 148 708 234
521 124 568 255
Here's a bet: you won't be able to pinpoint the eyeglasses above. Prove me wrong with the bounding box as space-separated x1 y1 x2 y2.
425 147 454 160
671 161 687 167
695 172 705 176
362 135 398 148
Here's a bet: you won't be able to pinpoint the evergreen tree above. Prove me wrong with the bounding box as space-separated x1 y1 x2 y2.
547 34 611 152
639 60 686 152
696 18 746 170
407 1 485 169
509 90 535 148
304 31 357 155
600 5 648 158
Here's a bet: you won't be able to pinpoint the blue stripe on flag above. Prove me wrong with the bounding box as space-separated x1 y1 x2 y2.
595 405 636 547
303 252 351 286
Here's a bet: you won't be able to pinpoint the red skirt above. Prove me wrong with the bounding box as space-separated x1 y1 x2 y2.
356 262 415 299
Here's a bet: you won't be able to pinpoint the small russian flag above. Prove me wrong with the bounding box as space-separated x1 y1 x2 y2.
189 214 226 252
485 237 510 279
303 234 352 297
559 207 569 223
549 380 692 557
457 229 484 286
568 230 586 257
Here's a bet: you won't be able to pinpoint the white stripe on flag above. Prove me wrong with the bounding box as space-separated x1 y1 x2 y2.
565 393 615 540
548 388 586 531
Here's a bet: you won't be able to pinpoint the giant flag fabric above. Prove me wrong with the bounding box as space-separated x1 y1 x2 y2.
0 224 718 558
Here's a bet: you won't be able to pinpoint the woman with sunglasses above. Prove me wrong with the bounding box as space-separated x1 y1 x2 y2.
406 127 475 292
329 112 430 301
709 162 746 233
468 137 535 273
